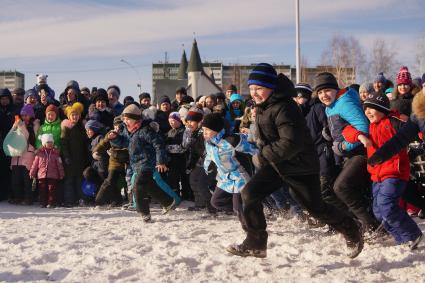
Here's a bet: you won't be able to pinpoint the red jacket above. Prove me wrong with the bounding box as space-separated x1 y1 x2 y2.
343 113 410 182
30 147 65 180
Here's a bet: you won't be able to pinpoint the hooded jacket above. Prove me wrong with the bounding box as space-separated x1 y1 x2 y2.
30 147 64 180
114 119 168 173
343 113 410 182
35 119 62 150
325 88 369 155
255 74 320 176
370 92 425 163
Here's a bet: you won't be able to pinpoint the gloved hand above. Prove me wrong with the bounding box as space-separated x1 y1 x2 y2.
149 121 160 132
332 141 345 157
322 126 333 142
252 153 267 168
92 152 101 161
64 158 71 165
367 153 384 166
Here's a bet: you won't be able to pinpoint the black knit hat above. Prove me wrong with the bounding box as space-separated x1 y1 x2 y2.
363 92 390 114
248 63 278 89
159 95 171 105
314 72 339 92
202 113 224 133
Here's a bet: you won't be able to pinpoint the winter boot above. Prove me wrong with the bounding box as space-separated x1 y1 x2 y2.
226 243 267 258
409 233 423 250
331 217 364 258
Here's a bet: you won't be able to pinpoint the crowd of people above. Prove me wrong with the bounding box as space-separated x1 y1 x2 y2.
1 64 424 258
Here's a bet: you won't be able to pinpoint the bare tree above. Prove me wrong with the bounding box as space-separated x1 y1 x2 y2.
367 38 399 82
300 55 309 83
415 35 425 76
320 34 366 87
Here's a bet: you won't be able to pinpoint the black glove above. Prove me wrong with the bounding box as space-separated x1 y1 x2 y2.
367 153 384 166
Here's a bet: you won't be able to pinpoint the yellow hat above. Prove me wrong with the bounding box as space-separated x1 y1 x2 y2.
65 102 84 118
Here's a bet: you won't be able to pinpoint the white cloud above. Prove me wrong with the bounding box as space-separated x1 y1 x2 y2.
0 0 400 58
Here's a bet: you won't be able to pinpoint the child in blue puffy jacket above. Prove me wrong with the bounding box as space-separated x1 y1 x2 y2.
315 72 379 236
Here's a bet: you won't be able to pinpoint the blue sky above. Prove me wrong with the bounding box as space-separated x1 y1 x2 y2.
1 0 424 100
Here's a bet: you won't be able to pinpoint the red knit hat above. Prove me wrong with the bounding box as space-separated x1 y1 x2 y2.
45 104 59 116
396 66 412 85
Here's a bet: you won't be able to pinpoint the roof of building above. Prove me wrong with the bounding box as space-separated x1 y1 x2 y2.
177 50 188 79
187 39 203 72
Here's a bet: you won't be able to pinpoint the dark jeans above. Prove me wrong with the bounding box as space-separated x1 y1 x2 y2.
402 181 425 210
241 164 358 249
333 155 377 228
134 171 173 216
38 178 58 206
373 178 422 243
210 187 242 214
167 165 193 201
189 166 212 207
0 155 11 201
10 165 32 202
95 169 125 205
63 175 83 205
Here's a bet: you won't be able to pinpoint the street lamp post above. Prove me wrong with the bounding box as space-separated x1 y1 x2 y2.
295 0 301 84
120 59 142 94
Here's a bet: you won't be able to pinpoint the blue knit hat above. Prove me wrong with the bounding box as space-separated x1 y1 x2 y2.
229 93 243 103
24 89 38 102
374 72 387 84
85 120 103 134
248 63 278 89
421 73 425 86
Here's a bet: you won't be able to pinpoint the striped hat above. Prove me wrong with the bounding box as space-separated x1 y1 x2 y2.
248 63 278 89
185 107 204 122
295 83 313 98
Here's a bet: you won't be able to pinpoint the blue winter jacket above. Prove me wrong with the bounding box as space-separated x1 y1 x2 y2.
204 129 258 193
325 88 369 153
114 120 168 173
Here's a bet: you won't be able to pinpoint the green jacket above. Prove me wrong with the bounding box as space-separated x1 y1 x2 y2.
36 119 62 150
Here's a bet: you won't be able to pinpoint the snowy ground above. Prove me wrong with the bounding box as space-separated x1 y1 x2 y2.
0 202 424 283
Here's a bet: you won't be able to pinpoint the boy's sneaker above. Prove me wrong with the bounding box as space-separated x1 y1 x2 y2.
162 199 180 215
418 210 425 219
226 243 267 258
46 204 55 209
409 234 423 250
141 214 152 223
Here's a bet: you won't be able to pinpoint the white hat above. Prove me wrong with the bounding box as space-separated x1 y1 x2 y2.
40 133 54 146
37 73 48 84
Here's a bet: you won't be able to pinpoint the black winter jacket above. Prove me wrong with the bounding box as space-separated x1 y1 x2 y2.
255 75 320 176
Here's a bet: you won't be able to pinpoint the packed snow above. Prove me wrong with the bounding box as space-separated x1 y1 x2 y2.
0 201 424 283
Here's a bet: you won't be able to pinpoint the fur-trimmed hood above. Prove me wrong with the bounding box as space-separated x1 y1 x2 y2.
412 92 425 119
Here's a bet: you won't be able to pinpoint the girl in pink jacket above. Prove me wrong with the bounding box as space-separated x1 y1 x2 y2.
30 134 65 208
9 105 40 205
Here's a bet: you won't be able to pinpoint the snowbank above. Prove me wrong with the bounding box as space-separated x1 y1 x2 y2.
0 202 424 282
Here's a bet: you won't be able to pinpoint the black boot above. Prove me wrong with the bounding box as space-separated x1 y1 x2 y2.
331 217 364 258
